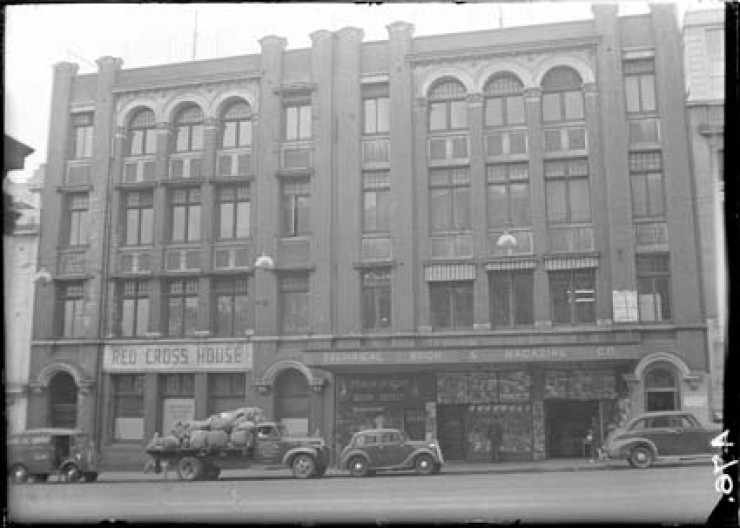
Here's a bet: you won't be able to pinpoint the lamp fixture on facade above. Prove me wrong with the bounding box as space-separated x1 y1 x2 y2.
254 252 275 270
496 225 517 255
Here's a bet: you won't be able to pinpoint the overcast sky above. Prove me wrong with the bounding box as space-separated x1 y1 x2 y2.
4 1 722 180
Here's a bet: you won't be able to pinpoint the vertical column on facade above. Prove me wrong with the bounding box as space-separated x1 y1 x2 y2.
650 4 704 326
530 366 546 460
147 122 171 336
106 129 127 337
524 87 550 327
583 83 612 324
194 374 208 420
414 95 431 332
143 373 160 439
592 4 635 322
334 27 364 334
196 118 219 334
310 29 334 334
387 21 417 333
468 93 490 330
255 36 287 336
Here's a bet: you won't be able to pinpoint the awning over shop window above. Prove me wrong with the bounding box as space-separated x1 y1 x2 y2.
485 259 537 271
424 263 476 282
544 255 599 270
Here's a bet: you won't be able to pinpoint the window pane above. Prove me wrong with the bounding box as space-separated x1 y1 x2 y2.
286 107 298 140
490 274 512 326
454 284 474 327
376 190 391 232
506 96 525 125
376 97 390 133
236 201 250 238
542 93 561 122
564 91 584 120
574 270 595 323
296 195 311 235
510 183 530 226
130 130 144 156
283 292 309 334
487 185 507 226
378 286 391 328
546 180 567 223
145 131 157 154
513 272 534 324
140 208 153 245
429 103 446 131
485 98 503 127
631 176 647 217
453 187 471 228
363 191 377 231
234 294 250 336
299 106 312 139
239 121 252 147
126 210 140 245
430 189 451 230
220 202 234 239
640 75 656 112
122 299 135 337
216 296 232 336
136 299 149 337
191 125 204 150
362 287 376 330
647 173 665 216
364 99 377 134
430 286 450 328
626 77 642 113
450 100 467 129
184 297 199 335
223 122 237 149
175 127 189 152
655 276 672 320
168 298 183 336
550 273 571 324
569 179 591 222
188 205 201 241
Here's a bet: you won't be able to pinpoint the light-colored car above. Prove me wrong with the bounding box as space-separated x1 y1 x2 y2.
604 411 719 469
340 429 444 477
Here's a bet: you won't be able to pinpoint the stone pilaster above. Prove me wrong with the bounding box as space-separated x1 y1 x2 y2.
468 92 489 330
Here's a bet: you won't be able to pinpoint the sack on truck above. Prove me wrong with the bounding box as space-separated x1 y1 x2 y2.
162 435 180 448
206 430 229 448
229 429 253 447
189 430 209 449
209 416 234 433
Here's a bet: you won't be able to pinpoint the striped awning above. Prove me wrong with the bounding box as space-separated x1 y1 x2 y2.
544 255 599 270
425 263 476 282
485 259 537 271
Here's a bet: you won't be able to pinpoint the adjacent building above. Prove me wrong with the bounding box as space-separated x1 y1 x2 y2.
29 4 711 468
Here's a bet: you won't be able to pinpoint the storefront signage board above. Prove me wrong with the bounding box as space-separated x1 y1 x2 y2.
102 342 252 372
306 345 641 367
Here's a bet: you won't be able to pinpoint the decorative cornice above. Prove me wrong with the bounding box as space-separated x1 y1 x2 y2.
111 72 262 96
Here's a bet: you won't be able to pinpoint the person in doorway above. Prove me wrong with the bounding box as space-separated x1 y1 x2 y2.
583 428 596 463
487 420 504 463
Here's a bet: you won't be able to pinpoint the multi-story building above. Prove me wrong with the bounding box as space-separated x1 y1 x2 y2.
683 8 725 422
29 4 710 468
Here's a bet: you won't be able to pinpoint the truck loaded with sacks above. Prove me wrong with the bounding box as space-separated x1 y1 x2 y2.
144 407 331 480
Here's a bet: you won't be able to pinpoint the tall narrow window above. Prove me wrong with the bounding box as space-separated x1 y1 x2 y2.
362 269 392 331
118 280 150 337
430 167 471 231
284 103 312 141
630 152 665 219
430 282 474 330
624 60 657 114
282 179 311 237
644 368 679 411
124 191 153 246
545 159 590 224
217 185 250 239
70 113 94 159
636 254 672 322
428 79 468 131
363 171 391 233
484 73 525 127
127 108 157 156
66 193 89 246
490 271 534 327
280 273 310 335
549 269 596 324
172 105 204 152
166 279 199 337
213 277 249 337
57 282 85 338
170 188 201 242
486 164 530 227
209 373 246 415
112 375 145 441
541 67 584 122
221 101 252 149
363 84 390 135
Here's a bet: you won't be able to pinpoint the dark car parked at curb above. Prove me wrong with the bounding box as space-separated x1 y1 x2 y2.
603 411 720 469
7 428 100 484
339 429 444 477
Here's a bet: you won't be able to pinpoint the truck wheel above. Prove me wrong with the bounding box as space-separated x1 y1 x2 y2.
291 454 316 479
177 457 204 481
62 464 81 483
10 464 29 484
628 446 654 469
348 456 369 478
414 454 435 476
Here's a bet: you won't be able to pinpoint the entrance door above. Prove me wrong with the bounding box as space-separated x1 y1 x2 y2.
48 372 77 428
437 405 467 460
275 369 309 436
545 399 599 458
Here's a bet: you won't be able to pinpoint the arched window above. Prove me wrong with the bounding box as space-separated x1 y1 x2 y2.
644 367 680 411
428 79 468 131
541 67 584 123
221 100 252 149
127 108 156 156
484 73 525 127
172 105 204 152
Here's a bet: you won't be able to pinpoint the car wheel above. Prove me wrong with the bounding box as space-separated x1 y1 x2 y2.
291 454 316 479
10 464 29 484
62 464 81 483
628 446 654 469
414 454 436 476
82 472 99 483
177 457 204 481
348 456 369 478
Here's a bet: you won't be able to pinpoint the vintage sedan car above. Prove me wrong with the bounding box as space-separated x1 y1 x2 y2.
339 429 444 477
604 411 719 469
7 428 100 484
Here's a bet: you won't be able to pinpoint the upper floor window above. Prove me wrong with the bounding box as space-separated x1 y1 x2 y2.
57 281 85 338
362 269 392 332
624 60 657 114
70 113 94 159
487 163 530 227
637 254 672 322
549 269 595 325
282 179 311 237
279 273 310 335
166 279 199 337
170 188 202 243
117 280 150 337
213 277 249 337
629 152 665 219
430 167 471 231
217 185 250 240
545 159 590 224
221 101 252 149
124 190 153 246
428 79 468 132
484 73 525 127
284 102 312 141
706 28 725 75
430 281 474 330
363 84 390 135
363 170 391 233
127 108 157 156
541 67 584 122
490 270 534 328
172 105 204 153
65 193 89 246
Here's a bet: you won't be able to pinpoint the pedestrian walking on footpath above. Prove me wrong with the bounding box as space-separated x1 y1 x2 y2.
488 421 504 463
583 428 596 463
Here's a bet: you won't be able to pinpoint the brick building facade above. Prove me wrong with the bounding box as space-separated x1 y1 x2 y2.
29 4 712 468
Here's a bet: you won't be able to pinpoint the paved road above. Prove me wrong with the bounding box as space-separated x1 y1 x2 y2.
9 465 721 524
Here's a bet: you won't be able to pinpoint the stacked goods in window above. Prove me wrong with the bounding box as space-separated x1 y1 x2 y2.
499 371 531 402
544 370 569 399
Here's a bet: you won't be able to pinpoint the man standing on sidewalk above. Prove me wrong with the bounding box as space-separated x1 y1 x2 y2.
488 420 504 463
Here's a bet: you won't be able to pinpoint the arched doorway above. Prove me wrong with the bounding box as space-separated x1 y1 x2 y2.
48 372 78 428
274 369 309 436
